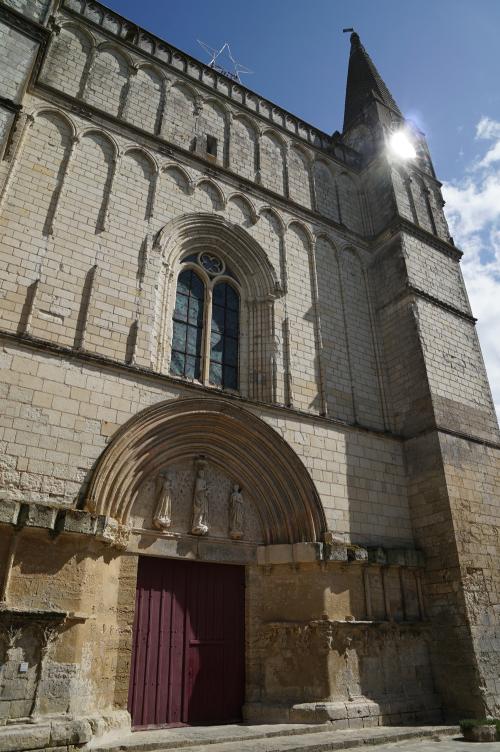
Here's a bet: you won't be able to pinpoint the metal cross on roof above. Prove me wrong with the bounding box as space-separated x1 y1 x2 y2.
197 40 253 84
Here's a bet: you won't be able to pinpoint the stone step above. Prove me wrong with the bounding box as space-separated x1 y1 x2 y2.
91 724 458 752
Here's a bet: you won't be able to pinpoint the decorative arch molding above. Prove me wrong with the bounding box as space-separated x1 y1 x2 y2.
258 206 285 235
194 177 226 210
154 213 281 402
286 218 314 247
29 106 77 139
79 127 120 159
226 192 258 226
56 19 97 47
155 212 280 297
95 40 135 70
85 396 326 544
261 127 287 150
121 145 159 173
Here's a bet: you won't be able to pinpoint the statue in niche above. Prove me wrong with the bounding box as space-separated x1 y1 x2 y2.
153 471 172 530
229 483 244 540
191 460 209 536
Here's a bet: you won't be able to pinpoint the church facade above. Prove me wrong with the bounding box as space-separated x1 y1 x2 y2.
0 0 499 748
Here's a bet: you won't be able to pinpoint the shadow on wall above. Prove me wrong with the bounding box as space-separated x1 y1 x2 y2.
342 426 440 721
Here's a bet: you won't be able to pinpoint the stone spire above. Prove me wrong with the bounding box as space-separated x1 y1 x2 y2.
343 31 402 132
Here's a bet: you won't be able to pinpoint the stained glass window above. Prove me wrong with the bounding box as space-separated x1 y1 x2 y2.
209 282 239 389
170 269 205 380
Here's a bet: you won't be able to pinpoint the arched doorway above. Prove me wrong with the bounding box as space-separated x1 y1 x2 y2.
84 396 326 727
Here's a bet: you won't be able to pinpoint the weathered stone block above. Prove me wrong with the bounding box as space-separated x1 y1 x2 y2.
23 503 58 530
292 542 323 562
290 701 348 723
198 540 255 564
257 544 294 565
57 509 97 536
348 545 368 561
324 543 348 561
405 549 425 567
95 516 130 549
0 500 20 526
387 548 408 566
0 723 50 752
368 546 387 564
49 718 92 747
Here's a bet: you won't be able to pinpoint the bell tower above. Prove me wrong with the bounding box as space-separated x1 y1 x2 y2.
340 32 500 718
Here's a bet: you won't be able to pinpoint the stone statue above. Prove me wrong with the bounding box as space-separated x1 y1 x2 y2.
153 471 172 530
229 483 244 540
191 460 209 535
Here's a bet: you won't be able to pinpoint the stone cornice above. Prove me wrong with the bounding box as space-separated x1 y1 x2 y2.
411 425 500 452
375 283 476 324
60 0 361 168
372 217 463 261
0 2 50 41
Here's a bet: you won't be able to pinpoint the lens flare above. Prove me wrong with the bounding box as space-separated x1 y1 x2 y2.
389 130 417 159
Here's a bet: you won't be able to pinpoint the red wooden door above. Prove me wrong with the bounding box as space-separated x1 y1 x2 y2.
128 557 245 728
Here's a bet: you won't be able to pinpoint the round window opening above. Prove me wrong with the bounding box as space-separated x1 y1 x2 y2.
199 252 225 276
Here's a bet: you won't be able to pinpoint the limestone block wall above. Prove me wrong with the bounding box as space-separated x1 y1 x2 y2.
0 100 388 428
36 10 371 236
439 434 500 716
403 235 471 313
370 231 498 441
405 431 500 719
0 10 43 161
0 338 414 546
0 515 429 728
415 300 498 442
0 525 136 721
0 22 39 103
246 560 438 724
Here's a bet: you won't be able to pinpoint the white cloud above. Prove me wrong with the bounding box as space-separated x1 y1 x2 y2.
477 141 500 169
476 116 500 140
442 117 500 418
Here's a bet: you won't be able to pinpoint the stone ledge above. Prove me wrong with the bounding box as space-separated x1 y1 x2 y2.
0 718 91 751
257 543 425 567
0 501 123 544
288 696 443 725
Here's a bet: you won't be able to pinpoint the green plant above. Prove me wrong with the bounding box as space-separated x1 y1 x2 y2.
459 718 500 739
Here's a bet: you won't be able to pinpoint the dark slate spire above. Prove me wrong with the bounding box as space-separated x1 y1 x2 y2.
343 32 402 132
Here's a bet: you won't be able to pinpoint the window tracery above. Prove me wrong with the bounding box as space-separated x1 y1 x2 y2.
170 252 240 390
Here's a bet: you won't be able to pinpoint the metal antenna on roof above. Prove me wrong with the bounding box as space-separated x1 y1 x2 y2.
197 40 253 84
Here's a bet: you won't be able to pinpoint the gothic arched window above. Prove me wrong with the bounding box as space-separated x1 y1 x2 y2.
170 268 205 380
170 253 240 390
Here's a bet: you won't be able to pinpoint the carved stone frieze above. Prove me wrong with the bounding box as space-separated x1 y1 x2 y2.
263 618 431 657
130 454 264 543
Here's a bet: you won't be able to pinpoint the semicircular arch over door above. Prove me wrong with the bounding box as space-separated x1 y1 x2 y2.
85 396 326 545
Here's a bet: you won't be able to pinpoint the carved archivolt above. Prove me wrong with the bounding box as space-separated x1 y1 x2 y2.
85 396 326 544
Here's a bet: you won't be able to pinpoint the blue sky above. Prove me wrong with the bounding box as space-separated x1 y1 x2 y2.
104 0 500 415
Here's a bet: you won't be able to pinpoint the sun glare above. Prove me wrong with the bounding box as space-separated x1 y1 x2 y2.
389 130 417 160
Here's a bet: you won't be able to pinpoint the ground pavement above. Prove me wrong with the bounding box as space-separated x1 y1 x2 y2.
90 723 467 752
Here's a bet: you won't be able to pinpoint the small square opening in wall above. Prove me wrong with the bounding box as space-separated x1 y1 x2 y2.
206 135 218 158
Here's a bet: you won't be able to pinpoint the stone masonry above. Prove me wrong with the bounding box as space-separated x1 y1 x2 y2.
0 1 499 749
